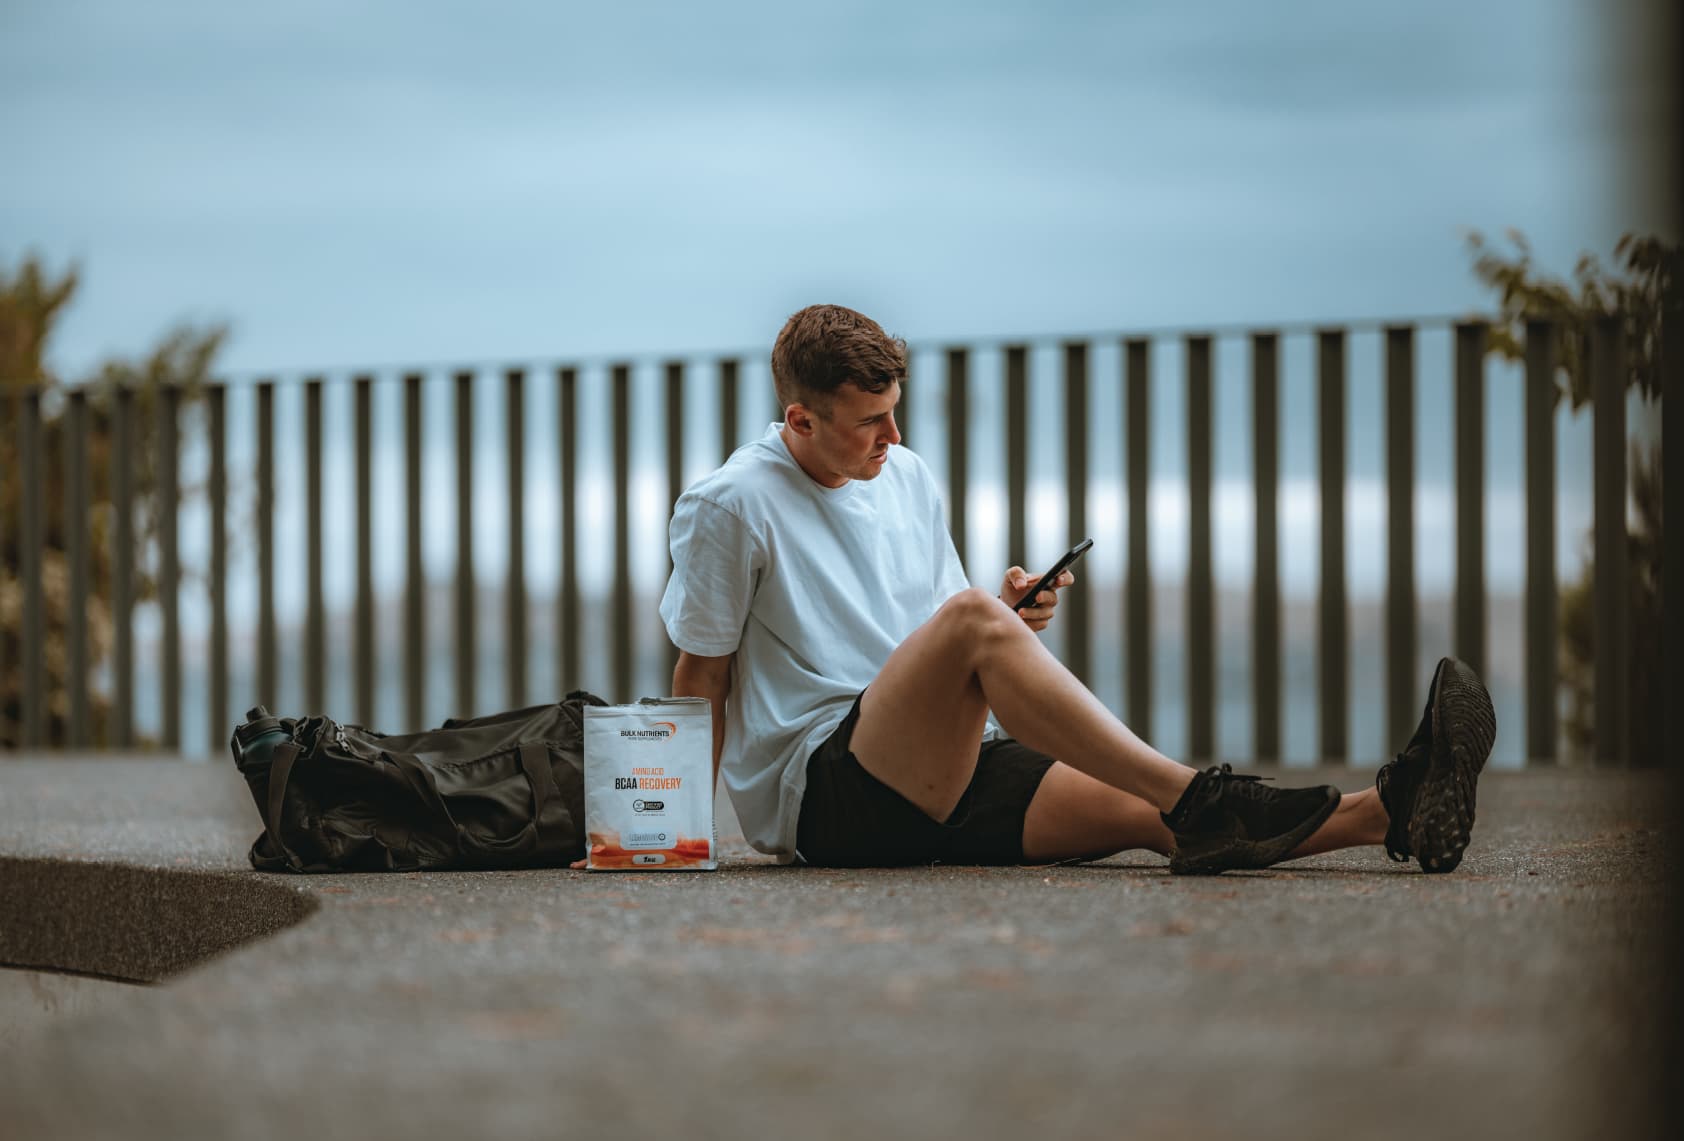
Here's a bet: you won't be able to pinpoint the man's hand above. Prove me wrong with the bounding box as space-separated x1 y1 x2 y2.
1000 566 1075 632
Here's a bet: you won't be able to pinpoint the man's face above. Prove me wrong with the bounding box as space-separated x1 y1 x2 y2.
793 381 902 487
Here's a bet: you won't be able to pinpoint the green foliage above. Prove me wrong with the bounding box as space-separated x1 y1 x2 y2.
1 252 228 748
1465 230 1673 763
1557 446 1663 761
1467 229 1672 408
0 257 78 385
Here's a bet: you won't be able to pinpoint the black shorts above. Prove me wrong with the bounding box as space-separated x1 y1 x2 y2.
795 691 1056 867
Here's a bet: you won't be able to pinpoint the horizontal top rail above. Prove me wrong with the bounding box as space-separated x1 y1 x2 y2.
5 312 1492 392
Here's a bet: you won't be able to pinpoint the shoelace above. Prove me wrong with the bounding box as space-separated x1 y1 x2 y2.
1207 763 1277 800
1378 752 1416 862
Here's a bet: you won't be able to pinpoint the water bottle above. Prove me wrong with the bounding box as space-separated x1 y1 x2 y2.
231 706 292 819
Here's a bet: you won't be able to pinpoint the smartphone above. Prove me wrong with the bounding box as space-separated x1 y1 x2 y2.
1011 538 1093 611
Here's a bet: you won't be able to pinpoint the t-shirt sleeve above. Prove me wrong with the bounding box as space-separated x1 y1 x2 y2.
660 494 763 657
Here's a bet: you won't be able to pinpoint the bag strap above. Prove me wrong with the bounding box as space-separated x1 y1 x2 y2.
517 741 558 821
265 741 304 867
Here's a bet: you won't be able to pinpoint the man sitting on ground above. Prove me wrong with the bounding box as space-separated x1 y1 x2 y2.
656 304 1495 874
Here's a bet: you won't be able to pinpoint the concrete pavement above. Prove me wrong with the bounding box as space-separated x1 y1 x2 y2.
0 757 1674 1141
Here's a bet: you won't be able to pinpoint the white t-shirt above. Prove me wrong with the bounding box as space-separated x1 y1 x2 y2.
659 424 999 861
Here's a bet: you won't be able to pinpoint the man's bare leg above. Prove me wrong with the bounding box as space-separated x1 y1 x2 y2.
1020 763 1389 864
848 588 1196 821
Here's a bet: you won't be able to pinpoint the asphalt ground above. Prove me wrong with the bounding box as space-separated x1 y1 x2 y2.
0 757 1676 1141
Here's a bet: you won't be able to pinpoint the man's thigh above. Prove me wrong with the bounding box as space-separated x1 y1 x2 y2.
849 592 995 821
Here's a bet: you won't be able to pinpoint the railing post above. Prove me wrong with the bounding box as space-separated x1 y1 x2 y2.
945 348 969 573
403 373 425 730
1064 341 1090 685
1524 321 1559 765
305 377 325 716
1251 332 1280 763
897 349 911 448
112 382 135 747
1005 345 1029 571
719 358 740 464
254 383 277 713
66 390 91 747
355 374 376 725
454 369 476 718
1185 335 1214 763
1454 323 1488 678
612 363 633 702
1125 338 1153 738
1318 329 1348 763
256 380 277 712
559 367 580 693
505 368 527 709
19 388 44 747
1591 316 1628 765
208 384 228 752
665 360 686 685
158 384 181 749
1664 252 1683 772
1385 326 1418 756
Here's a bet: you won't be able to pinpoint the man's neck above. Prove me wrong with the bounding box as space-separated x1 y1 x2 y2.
780 424 848 489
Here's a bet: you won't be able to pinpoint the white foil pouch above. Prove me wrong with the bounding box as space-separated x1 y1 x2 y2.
584 697 717 870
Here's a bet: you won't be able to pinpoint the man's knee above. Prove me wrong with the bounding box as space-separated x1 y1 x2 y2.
935 587 1020 647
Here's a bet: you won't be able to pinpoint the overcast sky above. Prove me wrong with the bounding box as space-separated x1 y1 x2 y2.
1 0 1669 377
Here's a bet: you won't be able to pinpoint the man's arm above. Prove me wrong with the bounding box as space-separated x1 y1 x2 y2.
673 650 734 790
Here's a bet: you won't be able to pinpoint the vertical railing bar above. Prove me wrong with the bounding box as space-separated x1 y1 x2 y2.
946 348 969 573
1251 333 1280 763
1454 322 1488 678
454 369 475 718
304 377 325 715
1385 325 1418 756
1523 320 1558 765
898 348 912 449
1186 335 1215 763
354 374 375 725
612 363 633 702
719 357 740 463
664 360 685 685
19 388 44 747
559 367 580 692
1664 250 1684 772
1005 345 1028 572
66 390 91 747
112 382 136 747
159 384 181 749
1063 341 1090 686
208 384 228 753
1591 316 1629 765
1125 338 1153 738
1318 329 1348 763
505 368 527 709
256 381 276 712
403 373 425 729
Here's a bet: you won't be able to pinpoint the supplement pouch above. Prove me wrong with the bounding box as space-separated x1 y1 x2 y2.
584 697 717 870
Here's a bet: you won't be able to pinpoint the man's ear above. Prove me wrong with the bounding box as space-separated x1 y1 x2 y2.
785 403 817 437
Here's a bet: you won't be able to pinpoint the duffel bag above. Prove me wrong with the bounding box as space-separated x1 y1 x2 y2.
228 693 608 873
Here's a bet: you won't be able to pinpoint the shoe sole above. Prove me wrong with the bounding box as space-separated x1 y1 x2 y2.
1409 658 1496 874
1168 786 1342 875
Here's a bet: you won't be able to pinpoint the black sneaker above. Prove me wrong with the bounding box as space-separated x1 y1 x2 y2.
1162 764 1341 875
1375 656 1496 874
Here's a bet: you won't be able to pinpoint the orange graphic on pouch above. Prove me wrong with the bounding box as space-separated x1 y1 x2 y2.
586 831 714 869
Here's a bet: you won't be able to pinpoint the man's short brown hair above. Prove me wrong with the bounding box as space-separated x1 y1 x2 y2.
771 304 907 418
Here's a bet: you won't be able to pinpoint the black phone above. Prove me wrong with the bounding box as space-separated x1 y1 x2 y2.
1011 538 1092 611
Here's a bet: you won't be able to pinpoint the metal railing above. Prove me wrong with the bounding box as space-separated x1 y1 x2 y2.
3 316 1666 764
